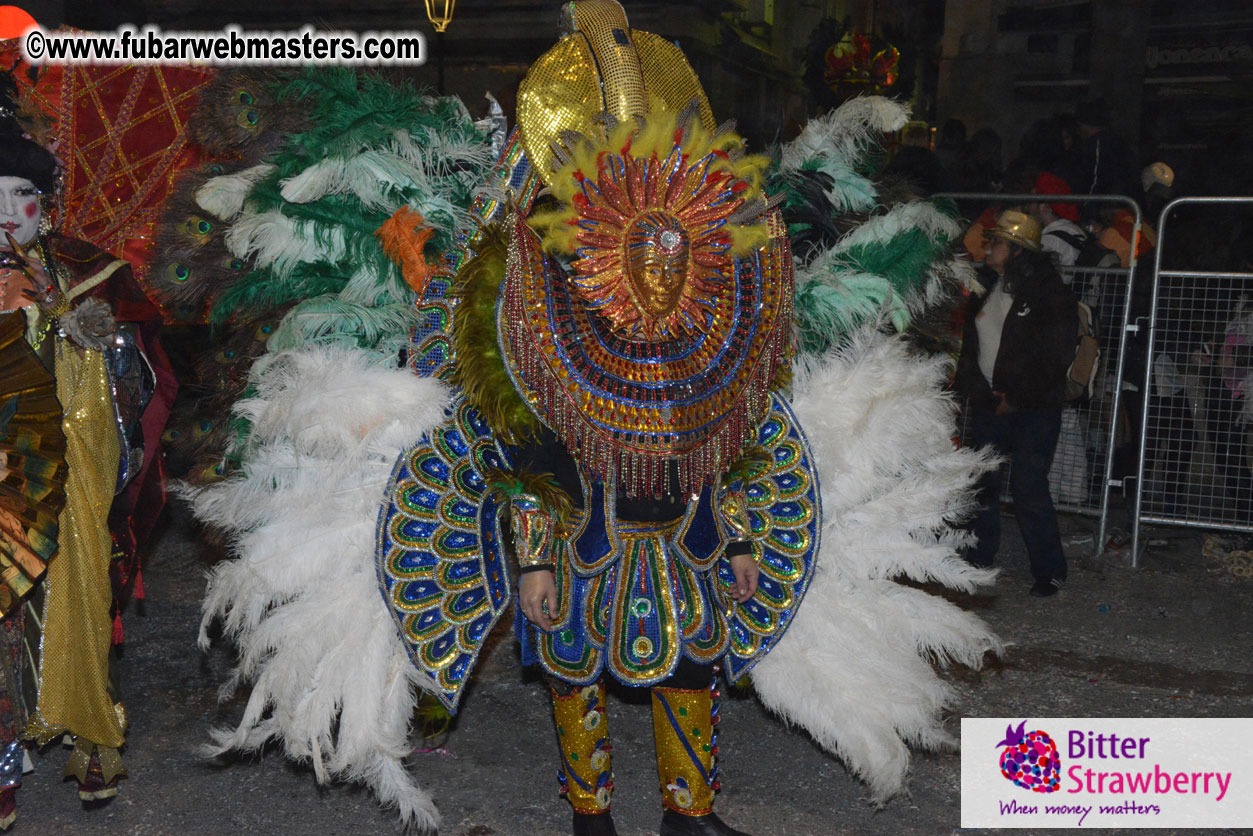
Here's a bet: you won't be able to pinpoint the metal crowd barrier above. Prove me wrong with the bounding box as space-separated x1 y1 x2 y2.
1131 197 1253 566
935 193 1143 563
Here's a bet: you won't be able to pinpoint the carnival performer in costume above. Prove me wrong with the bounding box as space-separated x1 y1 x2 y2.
185 5 1001 833
0 74 170 826
497 16 790 831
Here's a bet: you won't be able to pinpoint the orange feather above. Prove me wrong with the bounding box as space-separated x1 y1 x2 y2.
375 207 441 298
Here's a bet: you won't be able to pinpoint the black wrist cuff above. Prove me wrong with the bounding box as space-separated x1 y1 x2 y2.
519 564 556 574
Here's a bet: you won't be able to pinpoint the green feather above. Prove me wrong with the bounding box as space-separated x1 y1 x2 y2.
449 226 539 444
838 227 940 298
192 67 495 464
210 264 347 325
795 276 897 355
268 297 421 353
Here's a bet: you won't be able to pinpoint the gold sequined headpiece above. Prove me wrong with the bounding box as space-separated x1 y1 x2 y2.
516 0 716 186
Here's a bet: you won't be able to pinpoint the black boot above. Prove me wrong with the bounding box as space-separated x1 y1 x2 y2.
660 808 752 836
573 810 619 836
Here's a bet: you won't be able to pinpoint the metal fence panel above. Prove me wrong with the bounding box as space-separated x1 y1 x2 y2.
1132 197 1253 564
1137 269 1253 528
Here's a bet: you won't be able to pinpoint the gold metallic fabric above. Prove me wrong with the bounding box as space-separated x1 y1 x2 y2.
25 339 124 749
551 681 613 814
510 493 556 569
0 311 66 615
718 491 752 541
63 739 125 786
569 0 644 123
651 685 716 815
517 2 714 185
633 32 714 132
517 36 602 183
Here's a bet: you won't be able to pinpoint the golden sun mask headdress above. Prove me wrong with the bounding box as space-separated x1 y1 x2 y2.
500 0 793 497
528 109 771 340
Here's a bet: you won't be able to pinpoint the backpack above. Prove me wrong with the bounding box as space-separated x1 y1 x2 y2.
1048 229 1119 269
1064 300 1101 403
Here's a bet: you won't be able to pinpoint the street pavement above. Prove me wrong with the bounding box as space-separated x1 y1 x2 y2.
6 502 1251 836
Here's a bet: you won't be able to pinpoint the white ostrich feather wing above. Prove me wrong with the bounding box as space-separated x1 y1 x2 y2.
750 326 1002 802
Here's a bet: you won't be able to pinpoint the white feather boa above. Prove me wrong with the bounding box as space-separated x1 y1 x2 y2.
750 326 1002 803
189 345 452 831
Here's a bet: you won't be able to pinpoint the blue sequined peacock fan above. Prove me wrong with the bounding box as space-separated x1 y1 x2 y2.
375 393 821 713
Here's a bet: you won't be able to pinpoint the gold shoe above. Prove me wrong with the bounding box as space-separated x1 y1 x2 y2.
64 740 126 802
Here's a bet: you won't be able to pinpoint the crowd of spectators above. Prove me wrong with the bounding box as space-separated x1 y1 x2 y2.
909 97 1253 585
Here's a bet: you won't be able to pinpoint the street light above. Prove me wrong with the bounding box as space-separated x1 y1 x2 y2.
424 0 455 94
424 0 455 33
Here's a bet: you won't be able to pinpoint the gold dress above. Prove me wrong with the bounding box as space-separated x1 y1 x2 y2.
25 338 123 752
15 246 132 790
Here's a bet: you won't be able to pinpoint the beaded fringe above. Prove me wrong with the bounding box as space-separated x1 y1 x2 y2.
501 249 790 499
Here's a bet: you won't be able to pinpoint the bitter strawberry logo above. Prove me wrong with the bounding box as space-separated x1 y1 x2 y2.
996 720 1061 793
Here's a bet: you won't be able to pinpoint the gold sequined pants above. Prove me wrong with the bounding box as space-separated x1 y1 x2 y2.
24 342 123 749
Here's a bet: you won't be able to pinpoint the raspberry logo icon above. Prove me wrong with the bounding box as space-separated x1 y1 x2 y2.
996 720 1061 792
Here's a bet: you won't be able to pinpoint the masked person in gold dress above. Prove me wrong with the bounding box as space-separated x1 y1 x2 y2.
0 73 168 828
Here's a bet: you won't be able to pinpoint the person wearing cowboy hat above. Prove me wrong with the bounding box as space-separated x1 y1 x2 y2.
955 209 1079 597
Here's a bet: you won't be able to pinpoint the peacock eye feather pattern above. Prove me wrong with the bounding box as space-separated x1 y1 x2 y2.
149 160 267 320
188 68 303 158
162 313 284 486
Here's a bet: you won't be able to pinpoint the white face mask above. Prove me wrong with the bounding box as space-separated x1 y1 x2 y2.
0 176 42 248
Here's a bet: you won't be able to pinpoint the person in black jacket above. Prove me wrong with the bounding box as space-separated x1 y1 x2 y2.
957 210 1079 597
1072 99 1138 201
